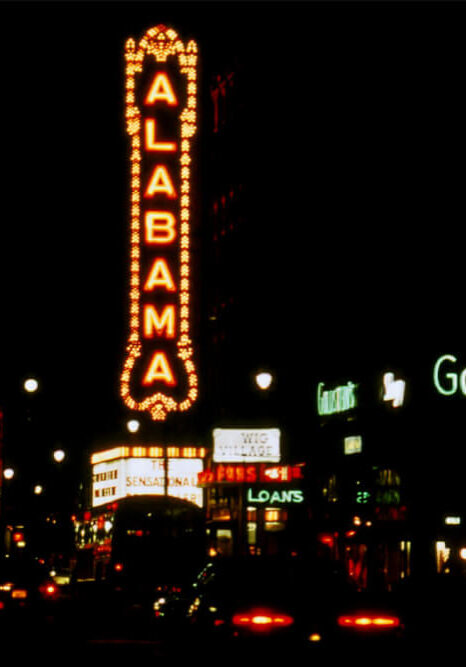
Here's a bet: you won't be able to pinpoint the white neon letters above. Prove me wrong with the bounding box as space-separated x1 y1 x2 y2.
383 373 406 408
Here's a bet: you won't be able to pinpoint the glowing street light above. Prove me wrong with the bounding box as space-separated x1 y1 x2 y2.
127 419 141 434
3 468 15 480
53 449 66 463
255 371 274 391
24 378 39 393
33 485 43 495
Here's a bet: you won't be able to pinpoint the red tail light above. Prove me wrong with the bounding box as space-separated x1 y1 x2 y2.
232 609 294 630
40 583 58 598
338 614 400 629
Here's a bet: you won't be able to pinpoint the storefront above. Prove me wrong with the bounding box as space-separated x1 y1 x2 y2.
313 369 412 590
199 428 308 557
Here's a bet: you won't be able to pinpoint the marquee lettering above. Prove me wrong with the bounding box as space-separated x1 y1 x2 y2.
142 352 176 386
145 72 178 106
144 119 177 151
145 212 177 244
121 25 199 421
143 305 176 338
144 258 176 292
145 166 177 198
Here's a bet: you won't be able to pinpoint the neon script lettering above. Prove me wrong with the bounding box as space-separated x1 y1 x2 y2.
120 25 199 421
317 381 358 416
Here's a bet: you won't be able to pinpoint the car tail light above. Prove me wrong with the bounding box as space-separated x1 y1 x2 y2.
232 609 294 630
338 614 400 629
12 589 28 599
39 583 58 598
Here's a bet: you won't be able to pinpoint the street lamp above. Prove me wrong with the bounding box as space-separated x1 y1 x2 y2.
52 449 66 463
3 467 15 480
255 371 274 391
127 419 141 434
23 378 39 393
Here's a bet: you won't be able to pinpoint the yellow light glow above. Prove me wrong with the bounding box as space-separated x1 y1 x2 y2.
148 447 164 457
121 25 199 421
91 447 130 465
167 447 180 457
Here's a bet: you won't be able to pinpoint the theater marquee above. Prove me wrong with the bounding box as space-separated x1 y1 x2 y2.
120 25 199 421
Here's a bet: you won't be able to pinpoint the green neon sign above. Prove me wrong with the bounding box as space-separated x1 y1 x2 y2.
246 488 304 504
317 381 358 416
433 354 466 396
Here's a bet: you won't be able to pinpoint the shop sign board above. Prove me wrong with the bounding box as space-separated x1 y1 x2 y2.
246 488 304 505
317 381 358 416
120 25 199 421
198 463 304 485
213 429 280 463
92 457 203 508
344 435 362 455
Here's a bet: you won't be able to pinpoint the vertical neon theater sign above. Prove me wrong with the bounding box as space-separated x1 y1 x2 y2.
121 26 199 421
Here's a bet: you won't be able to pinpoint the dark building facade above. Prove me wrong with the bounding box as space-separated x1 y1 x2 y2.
199 12 466 585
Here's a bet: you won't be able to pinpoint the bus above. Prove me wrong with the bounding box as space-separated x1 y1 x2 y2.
73 495 207 596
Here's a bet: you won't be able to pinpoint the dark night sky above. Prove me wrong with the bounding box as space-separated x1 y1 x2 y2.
1 1 466 464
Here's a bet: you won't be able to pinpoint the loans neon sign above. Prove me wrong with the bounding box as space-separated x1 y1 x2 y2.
120 25 199 421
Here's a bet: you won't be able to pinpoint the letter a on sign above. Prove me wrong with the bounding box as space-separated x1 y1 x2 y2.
145 73 178 106
143 352 176 386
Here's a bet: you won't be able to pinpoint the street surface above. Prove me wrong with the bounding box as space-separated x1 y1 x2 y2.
1 579 461 665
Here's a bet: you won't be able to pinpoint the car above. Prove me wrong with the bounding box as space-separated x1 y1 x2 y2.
154 556 405 655
0 555 61 616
